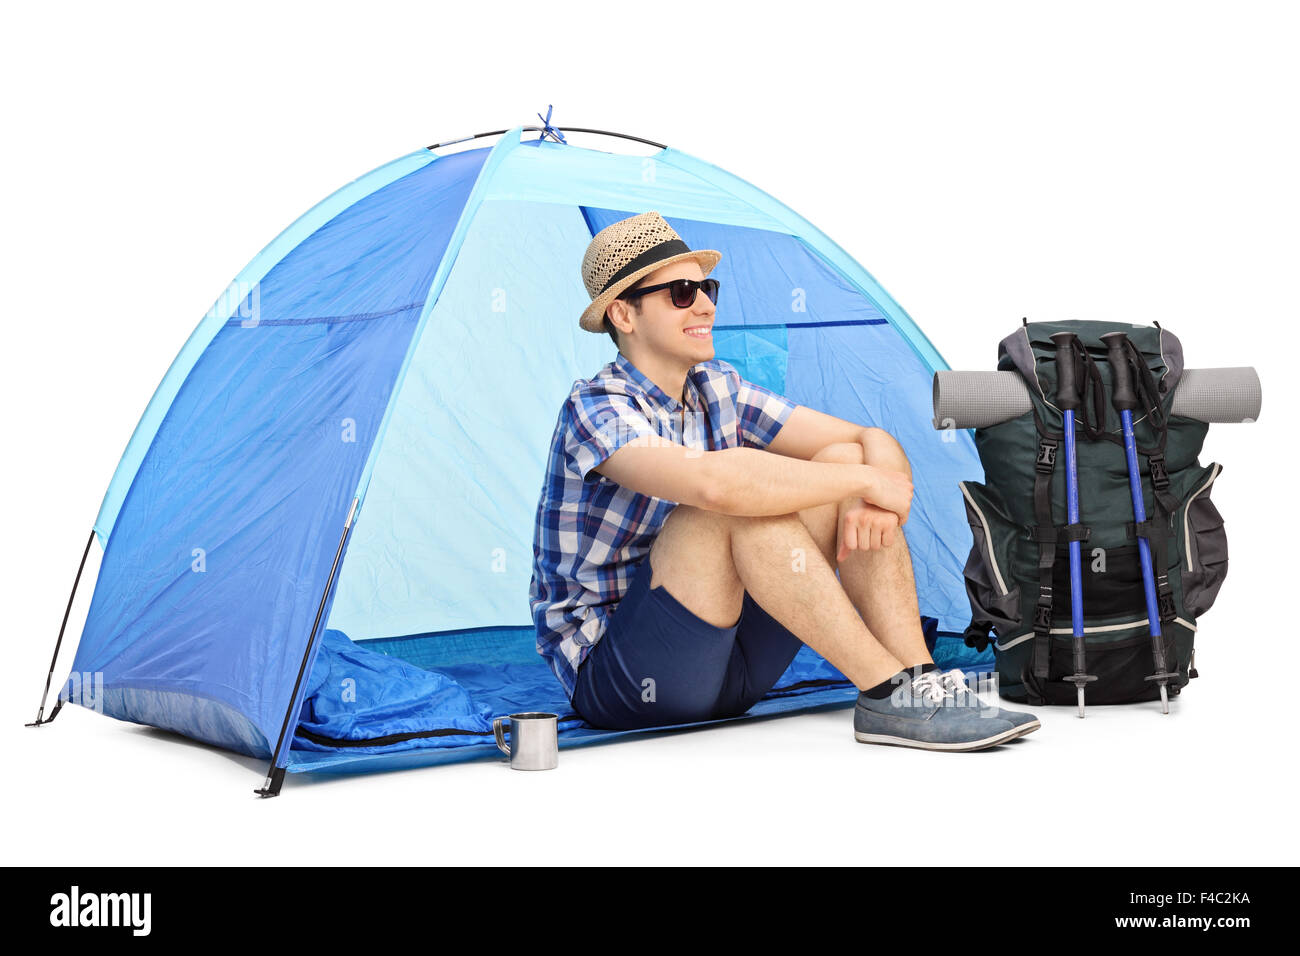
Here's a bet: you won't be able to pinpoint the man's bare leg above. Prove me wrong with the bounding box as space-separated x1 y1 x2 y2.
645 435 1038 746
797 433 933 671
648 505 905 691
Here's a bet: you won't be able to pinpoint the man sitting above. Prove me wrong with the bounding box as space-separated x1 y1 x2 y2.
529 211 1038 751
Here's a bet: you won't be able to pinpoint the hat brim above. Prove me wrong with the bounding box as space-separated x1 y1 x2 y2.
579 249 722 333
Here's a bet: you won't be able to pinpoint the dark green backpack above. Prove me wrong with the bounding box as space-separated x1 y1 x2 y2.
961 320 1228 705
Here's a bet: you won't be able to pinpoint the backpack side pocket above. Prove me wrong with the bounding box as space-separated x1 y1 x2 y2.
959 481 1023 637
1179 462 1227 618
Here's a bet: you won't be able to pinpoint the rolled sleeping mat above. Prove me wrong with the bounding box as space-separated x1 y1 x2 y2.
932 367 1261 429
1169 368 1263 424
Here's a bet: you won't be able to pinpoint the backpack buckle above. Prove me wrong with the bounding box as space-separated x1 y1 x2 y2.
1158 592 1177 621
1035 440 1057 473
1149 454 1170 491
1156 573 1177 622
1033 586 1054 634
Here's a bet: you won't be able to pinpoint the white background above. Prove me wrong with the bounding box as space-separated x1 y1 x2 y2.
3 0 1295 865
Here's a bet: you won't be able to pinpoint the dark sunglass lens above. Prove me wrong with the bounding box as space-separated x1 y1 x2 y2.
670 279 697 308
701 278 720 304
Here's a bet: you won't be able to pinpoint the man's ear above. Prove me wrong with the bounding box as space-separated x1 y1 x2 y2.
606 298 636 337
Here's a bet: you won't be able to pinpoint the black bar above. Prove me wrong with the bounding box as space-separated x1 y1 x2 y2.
13 865 1283 936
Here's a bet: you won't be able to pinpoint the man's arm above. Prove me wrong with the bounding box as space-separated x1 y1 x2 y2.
767 406 911 477
594 441 912 521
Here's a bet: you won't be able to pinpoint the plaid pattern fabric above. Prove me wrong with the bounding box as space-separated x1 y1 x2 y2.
530 351 798 699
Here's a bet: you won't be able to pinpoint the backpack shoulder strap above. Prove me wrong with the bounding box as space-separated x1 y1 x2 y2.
1029 408 1059 683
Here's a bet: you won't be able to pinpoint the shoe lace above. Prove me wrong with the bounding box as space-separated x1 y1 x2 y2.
939 669 973 697
911 671 955 704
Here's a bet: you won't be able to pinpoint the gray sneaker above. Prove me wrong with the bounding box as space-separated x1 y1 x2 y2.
938 669 1041 737
854 670 1028 752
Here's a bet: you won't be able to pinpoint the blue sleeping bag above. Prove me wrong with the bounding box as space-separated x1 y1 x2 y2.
291 618 959 759
294 629 495 753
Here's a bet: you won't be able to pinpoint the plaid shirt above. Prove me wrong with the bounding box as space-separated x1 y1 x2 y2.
530 351 798 699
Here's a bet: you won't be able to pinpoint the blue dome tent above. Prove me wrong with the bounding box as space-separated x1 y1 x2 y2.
35 121 990 794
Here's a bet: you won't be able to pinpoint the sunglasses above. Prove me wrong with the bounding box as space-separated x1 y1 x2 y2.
619 277 720 309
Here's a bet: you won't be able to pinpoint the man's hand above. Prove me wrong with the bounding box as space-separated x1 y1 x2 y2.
837 498 902 561
865 467 913 526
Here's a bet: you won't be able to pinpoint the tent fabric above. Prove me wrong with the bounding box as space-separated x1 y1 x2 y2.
62 125 991 779
66 147 489 756
327 199 616 640
92 148 441 547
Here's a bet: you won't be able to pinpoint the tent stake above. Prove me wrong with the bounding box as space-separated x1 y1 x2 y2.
255 497 359 798
27 528 96 728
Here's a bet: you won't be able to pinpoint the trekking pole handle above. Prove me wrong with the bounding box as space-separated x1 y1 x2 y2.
1050 332 1081 411
1100 331 1139 411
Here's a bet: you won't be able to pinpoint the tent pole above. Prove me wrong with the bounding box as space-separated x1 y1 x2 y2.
27 528 96 728
254 497 359 798
427 126 667 151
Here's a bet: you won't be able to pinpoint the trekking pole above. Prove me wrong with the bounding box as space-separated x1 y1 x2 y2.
1051 332 1097 717
1101 332 1178 713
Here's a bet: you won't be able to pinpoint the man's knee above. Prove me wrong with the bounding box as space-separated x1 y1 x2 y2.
650 506 745 623
812 441 865 465
862 427 910 476
662 507 810 577
667 504 802 535
659 504 735 543
813 430 910 476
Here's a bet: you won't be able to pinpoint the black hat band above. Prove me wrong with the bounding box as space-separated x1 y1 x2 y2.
599 238 692 295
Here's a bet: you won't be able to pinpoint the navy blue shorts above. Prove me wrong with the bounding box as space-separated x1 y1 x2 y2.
571 556 804 730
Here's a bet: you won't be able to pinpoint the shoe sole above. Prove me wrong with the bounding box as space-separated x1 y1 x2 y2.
1008 719 1040 737
854 719 1037 752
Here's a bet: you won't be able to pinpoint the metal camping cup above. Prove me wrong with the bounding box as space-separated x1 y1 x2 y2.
493 712 559 770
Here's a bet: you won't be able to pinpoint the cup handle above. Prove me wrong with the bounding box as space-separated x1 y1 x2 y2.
493 716 510 757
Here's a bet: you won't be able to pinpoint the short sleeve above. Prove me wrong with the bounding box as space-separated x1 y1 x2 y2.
720 363 798 449
564 384 660 482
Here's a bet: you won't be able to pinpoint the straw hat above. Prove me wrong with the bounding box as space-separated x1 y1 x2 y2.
578 211 721 332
